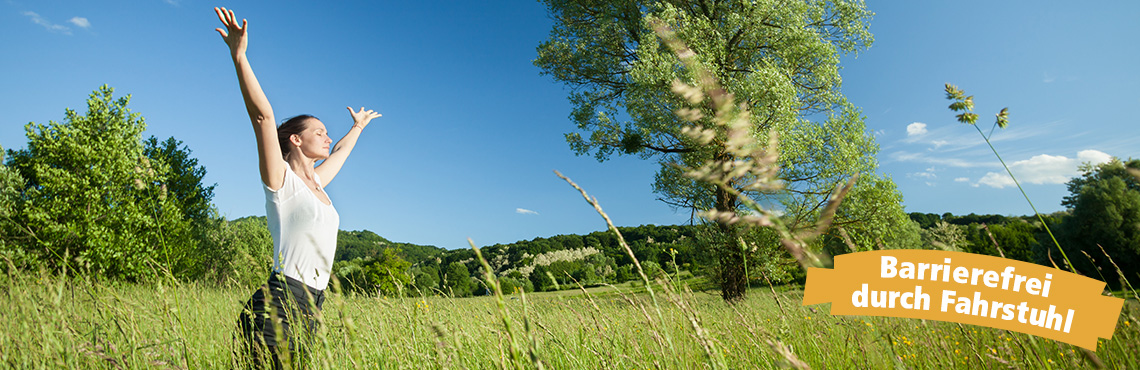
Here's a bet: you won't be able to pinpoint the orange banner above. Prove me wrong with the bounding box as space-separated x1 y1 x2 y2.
802 250 1124 350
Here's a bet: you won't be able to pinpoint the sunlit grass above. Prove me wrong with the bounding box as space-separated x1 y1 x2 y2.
1 270 1135 369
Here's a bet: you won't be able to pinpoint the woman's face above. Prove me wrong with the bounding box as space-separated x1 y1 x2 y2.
292 118 333 160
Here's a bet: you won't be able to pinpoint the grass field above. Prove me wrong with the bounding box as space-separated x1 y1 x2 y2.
1 269 1137 370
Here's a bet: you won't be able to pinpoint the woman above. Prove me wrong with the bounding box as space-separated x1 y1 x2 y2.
214 7 380 369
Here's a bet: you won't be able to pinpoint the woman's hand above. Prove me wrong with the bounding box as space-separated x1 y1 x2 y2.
347 107 382 130
214 7 247 57
316 107 382 185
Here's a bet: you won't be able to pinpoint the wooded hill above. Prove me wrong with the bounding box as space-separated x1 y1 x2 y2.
332 223 705 296
328 209 1091 297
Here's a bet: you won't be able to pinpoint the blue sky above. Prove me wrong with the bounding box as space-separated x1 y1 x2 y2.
2 1 1137 250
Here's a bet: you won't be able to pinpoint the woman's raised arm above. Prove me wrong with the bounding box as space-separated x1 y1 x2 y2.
314 107 382 187
215 7 285 190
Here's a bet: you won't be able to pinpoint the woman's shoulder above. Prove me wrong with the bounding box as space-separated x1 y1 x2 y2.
265 160 300 193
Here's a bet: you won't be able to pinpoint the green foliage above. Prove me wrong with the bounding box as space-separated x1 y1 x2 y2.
944 213 1013 227
336 230 394 261
0 156 34 270
335 229 444 266
614 264 634 283
537 0 914 301
497 276 532 295
537 0 889 222
444 261 475 297
1062 159 1140 208
824 174 919 252
1053 159 1140 288
886 219 925 250
196 216 273 287
546 260 587 287
908 213 942 229
899 212 1048 264
530 264 555 292
410 265 440 295
920 221 966 252
4 86 196 281
639 260 666 280
336 248 413 297
585 251 617 282
983 221 1038 262
143 136 216 227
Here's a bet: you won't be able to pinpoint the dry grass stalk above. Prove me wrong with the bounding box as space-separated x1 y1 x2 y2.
980 223 1007 258
470 238 543 370
1096 243 1139 298
553 169 676 362
766 339 811 370
659 280 726 369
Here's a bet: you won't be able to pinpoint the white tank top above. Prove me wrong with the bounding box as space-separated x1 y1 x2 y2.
265 164 340 290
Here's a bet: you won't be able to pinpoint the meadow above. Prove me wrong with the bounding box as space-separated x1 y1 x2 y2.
1 267 1136 369
2 10 1137 370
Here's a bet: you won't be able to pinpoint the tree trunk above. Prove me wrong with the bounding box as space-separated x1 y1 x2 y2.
713 162 747 303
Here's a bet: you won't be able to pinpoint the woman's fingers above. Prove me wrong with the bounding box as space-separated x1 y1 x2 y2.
215 28 228 38
215 7 236 29
216 7 242 32
346 106 381 120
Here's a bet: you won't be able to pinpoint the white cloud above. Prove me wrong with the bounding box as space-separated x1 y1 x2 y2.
22 11 72 35
1076 149 1112 165
911 172 935 179
909 166 937 180
889 151 992 168
68 17 90 29
906 122 928 137
1010 154 1075 185
931 140 949 149
977 172 1016 189
974 149 1114 189
515 208 539 216
954 177 970 182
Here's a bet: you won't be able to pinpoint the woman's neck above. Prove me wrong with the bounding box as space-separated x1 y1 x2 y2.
285 152 318 180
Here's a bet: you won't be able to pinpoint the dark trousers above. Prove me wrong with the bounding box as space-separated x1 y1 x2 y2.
237 274 325 370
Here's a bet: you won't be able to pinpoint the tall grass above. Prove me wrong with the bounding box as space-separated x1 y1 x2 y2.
1 266 1136 369
944 84 1077 274
4 11 1138 370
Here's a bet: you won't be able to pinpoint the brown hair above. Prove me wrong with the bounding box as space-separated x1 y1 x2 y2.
277 114 317 157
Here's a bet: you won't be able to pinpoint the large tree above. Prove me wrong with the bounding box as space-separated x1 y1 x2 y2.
1051 159 1140 288
0 149 32 269
143 136 216 228
4 86 197 280
536 0 910 300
